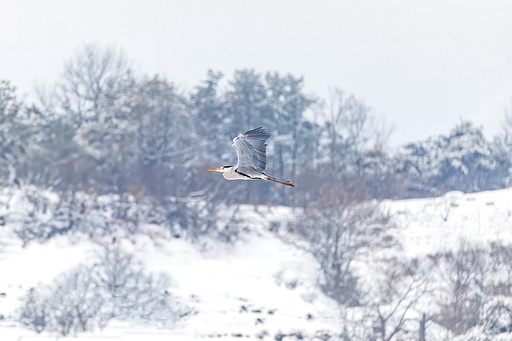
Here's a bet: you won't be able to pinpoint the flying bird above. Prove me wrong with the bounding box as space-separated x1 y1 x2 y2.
208 127 294 187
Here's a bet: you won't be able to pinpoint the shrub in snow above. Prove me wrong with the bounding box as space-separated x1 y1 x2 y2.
8 185 230 245
10 188 97 245
19 288 51 333
19 265 104 335
455 296 512 341
12 187 57 245
480 296 512 335
19 243 177 336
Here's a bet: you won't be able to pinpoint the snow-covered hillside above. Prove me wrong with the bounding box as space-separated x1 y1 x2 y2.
1 187 512 340
387 188 512 258
0 201 340 340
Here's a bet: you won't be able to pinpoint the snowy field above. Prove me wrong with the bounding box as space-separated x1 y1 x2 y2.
1 187 512 340
387 188 512 258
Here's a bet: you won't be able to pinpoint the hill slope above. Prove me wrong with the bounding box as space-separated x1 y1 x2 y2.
1 187 512 340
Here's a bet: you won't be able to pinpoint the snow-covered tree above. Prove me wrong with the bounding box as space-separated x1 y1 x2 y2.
191 70 230 163
0 80 40 184
398 121 508 196
99 76 194 197
263 72 316 180
28 44 134 192
225 69 267 133
455 296 512 340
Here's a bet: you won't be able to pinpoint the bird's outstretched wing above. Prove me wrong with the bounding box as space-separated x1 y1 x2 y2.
232 127 271 173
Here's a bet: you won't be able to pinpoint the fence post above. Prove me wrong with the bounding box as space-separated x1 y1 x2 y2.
419 313 426 341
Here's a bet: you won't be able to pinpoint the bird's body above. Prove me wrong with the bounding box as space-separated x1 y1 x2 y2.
208 127 294 187
218 166 267 181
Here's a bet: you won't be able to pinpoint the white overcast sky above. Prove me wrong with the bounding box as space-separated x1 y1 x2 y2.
1 0 512 146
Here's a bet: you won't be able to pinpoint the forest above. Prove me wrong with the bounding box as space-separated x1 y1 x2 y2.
3 44 512 340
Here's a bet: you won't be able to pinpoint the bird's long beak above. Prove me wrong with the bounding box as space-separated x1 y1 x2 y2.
208 168 221 172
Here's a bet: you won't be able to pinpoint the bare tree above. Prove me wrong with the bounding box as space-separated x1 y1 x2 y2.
489 242 512 296
322 89 392 178
432 241 512 339
316 89 400 199
360 258 432 341
292 186 393 304
55 44 132 125
435 239 488 335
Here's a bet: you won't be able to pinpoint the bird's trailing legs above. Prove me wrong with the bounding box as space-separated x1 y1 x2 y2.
266 176 295 187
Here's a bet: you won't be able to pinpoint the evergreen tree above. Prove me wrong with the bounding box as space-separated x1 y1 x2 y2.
398 121 509 195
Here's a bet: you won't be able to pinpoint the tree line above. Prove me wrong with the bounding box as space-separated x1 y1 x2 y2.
2 44 512 206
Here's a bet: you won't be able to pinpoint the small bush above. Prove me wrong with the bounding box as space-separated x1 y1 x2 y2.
19 243 177 335
480 296 512 335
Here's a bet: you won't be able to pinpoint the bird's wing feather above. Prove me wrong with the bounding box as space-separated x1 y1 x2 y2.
232 127 270 173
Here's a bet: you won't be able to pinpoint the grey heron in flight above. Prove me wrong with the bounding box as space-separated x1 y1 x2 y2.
208 127 295 187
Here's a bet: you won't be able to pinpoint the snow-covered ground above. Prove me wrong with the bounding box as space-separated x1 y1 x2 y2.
1 187 512 340
387 188 512 258
0 203 339 340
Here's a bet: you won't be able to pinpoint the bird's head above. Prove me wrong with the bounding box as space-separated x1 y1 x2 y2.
208 165 233 173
